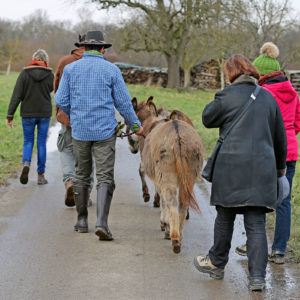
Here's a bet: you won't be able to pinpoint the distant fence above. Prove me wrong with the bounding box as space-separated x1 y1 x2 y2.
115 60 220 90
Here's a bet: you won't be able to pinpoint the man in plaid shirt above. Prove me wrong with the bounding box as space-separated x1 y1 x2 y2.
55 30 143 240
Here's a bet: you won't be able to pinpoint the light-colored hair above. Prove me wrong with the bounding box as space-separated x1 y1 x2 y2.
32 49 49 63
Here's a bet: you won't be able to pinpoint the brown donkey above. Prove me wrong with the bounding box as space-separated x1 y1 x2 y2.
127 96 194 208
140 102 203 253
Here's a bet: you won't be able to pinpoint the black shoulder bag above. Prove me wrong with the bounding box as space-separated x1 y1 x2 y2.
202 85 261 182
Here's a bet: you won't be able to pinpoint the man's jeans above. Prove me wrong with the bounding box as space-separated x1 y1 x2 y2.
209 206 267 280
57 125 94 194
22 117 50 173
72 134 116 189
272 161 296 254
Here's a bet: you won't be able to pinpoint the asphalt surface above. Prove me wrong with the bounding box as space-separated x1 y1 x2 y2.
0 123 300 300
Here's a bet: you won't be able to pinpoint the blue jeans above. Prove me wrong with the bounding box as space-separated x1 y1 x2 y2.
22 117 50 174
272 161 296 254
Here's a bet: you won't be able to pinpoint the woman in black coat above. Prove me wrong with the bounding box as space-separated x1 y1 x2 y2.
193 55 287 291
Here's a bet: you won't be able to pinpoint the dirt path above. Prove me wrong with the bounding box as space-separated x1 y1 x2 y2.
0 123 299 300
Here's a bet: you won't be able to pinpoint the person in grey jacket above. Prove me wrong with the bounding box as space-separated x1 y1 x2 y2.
193 54 287 291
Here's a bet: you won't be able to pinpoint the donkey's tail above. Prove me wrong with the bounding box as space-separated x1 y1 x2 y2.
173 122 200 213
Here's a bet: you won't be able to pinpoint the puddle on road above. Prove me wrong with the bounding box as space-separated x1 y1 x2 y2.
47 122 60 152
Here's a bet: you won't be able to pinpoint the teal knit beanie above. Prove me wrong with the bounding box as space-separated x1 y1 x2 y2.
253 42 280 76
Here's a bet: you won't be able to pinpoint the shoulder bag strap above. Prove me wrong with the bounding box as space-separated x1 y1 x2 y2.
218 85 261 143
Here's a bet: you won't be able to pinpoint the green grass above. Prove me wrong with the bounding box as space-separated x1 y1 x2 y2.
0 72 23 184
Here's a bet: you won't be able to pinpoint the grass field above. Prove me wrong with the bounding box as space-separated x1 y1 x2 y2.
0 73 24 184
0 72 299 260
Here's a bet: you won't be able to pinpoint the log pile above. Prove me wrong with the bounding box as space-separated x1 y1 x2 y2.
115 60 220 89
119 67 168 87
289 72 300 92
190 60 220 89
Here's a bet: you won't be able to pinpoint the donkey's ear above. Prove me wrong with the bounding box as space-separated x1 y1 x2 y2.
146 96 154 105
131 97 138 111
169 110 179 120
148 102 158 117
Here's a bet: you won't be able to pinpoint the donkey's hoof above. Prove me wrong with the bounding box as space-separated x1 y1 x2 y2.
164 231 171 240
143 193 150 202
160 221 166 231
186 209 190 220
153 201 160 208
153 194 160 207
172 240 181 254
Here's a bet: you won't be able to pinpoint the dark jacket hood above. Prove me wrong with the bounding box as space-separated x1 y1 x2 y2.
24 66 53 82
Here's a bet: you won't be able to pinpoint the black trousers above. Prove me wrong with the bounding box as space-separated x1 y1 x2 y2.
209 206 268 280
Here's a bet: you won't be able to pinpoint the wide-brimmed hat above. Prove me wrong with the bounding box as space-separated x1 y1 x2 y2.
253 42 280 76
74 34 86 47
79 30 112 48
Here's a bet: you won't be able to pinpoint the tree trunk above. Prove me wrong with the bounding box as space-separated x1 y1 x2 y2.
183 68 191 89
166 55 180 88
6 60 11 76
218 57 225 90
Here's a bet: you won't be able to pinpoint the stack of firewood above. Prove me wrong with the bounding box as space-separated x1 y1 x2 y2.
190 60 220 89
290 72 300 92
120 69 168 87
115 60 220 89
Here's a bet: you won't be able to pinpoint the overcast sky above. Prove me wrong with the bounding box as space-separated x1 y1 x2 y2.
0 0 114 25
0 0 300 25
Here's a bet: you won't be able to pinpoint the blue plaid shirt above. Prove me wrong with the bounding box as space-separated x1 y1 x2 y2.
54 52 141 141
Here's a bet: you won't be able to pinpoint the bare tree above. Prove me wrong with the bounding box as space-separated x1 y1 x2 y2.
0 38 22 75
84 0 212 88
228 0 294 58
180 25 211 89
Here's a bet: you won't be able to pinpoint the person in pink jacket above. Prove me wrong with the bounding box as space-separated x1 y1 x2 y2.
236 42 300 264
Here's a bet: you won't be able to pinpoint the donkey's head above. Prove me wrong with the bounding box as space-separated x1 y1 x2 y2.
127 96 157 154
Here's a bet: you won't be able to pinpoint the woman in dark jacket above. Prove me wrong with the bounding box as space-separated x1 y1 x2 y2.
6 49 54 185
193 55 287 291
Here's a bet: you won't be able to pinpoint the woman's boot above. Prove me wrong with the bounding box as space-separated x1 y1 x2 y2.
37 173 48 185
73 186 89 233
95 184 113 240
20 161 30 184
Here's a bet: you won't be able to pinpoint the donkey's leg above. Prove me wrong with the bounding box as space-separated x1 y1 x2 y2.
159 191 170 236
153 191 160 208
186 208 190 220
139 162 150 202
162 185 180 253
179 202 188 244
155 185 165 231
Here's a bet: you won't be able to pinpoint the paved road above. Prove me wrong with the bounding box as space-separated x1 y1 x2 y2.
0 124 299 300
